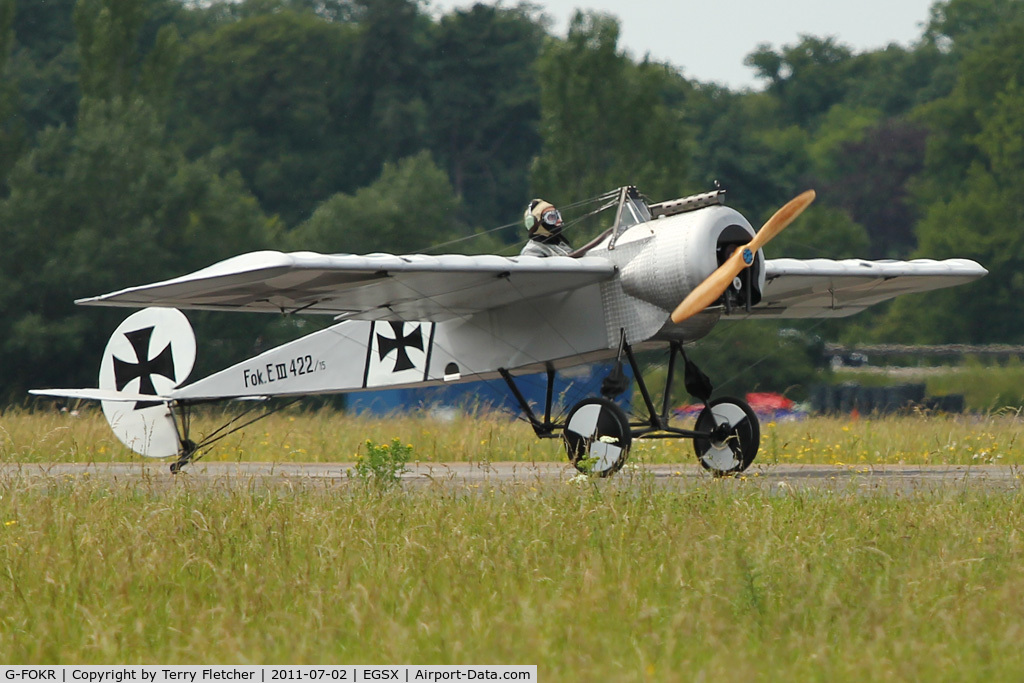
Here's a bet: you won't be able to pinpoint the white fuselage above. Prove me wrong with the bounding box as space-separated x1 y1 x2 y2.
172 205 761 400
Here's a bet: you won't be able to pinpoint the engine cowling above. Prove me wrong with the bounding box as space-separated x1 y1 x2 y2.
618 205 764 314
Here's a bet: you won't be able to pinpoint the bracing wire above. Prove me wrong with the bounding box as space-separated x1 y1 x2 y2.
177 187 707 455
187 396 306 459
420 220 521 254
415 189 622 256
308 187 630 428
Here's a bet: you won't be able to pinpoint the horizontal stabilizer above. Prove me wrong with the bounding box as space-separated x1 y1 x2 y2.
29 388 171 403
30 388 269 403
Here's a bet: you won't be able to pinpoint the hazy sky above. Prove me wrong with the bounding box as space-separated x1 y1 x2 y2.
429 0 939 89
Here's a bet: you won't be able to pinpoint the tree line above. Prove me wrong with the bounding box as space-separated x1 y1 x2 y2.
0 0 1020 398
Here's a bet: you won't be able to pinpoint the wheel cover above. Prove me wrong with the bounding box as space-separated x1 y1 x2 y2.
563 398 632 476
694 398 759 474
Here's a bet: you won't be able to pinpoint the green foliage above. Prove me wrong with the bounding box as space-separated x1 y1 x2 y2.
805 105 883 176
687 90 802 216
844 44 953 115
531 11 693 203
75 0 146 101
924 0 1024 55
0 0 1022 401
974 78 1024 180
286 151 463 254
349 0 431 165
745 36 859 127
928 356 1024 410
768 203 870 260
879 9 1024 343
0 0 23 188
426 4 543 228
174 10 361 225
0 0 15 96
878 169 1022 343
353 438 412 488
816 117 927 258
6 0 80 140
173 0 541 231
914 12 1024 197
0 97 276 394
835 357 1024 411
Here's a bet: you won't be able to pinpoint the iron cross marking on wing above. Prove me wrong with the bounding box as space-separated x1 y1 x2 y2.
377 322 423 373
113 326 175 410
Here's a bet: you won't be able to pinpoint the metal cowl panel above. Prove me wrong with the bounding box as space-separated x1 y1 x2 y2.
618 205 758 313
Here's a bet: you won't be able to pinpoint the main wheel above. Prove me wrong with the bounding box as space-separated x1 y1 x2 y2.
563 398 632 477
693 396 760 475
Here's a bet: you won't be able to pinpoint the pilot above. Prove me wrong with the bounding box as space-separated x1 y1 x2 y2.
520 199 572 257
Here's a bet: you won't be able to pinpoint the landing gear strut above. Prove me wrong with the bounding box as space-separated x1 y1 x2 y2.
624 340 760 476
503 337 760 477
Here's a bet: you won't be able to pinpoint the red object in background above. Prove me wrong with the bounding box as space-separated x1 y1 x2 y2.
675 392 795 416
744 392 794 413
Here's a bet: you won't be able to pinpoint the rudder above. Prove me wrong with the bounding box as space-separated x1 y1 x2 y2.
97 308 196 458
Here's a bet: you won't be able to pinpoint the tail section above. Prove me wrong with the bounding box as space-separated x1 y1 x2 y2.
32 308 196 458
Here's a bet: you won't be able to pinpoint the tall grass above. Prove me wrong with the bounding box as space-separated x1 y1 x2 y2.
0 405 563 465
4 405 1024 467
757 412 1024 466
1 478 1023 679
5 406 1024 677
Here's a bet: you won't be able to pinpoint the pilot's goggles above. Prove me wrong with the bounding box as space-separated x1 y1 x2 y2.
541 208 562 226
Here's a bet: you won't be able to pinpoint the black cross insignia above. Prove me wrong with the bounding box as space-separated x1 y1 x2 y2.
376 322 423 373
112 326 175 410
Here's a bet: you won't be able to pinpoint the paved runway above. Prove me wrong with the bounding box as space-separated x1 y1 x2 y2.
2 461 1021 494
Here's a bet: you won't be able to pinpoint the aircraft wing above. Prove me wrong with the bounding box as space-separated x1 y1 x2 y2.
76 250 618 321
748 258 987 318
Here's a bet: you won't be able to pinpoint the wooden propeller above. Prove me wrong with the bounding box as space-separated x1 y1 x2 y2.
670 190 816 324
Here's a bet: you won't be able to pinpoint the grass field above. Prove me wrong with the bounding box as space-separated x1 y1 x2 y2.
3 405 1023 467
3 407 1024 677
2 478 1024 678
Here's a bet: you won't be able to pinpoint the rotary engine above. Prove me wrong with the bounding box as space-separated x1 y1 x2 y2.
618 204 765 316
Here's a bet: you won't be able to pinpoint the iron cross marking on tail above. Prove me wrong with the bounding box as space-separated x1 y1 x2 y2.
113 326 175 409
376 321 423 373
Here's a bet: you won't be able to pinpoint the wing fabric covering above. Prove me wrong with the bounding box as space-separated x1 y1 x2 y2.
76 251 617 321
750 258 987 318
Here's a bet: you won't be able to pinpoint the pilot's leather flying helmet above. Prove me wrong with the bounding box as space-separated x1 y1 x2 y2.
524 199 563 237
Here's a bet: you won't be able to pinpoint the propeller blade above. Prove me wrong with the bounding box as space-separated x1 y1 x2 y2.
670 190 816 324
669 248 750 324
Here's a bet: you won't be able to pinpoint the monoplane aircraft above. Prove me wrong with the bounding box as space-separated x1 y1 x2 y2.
32 187 986 476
